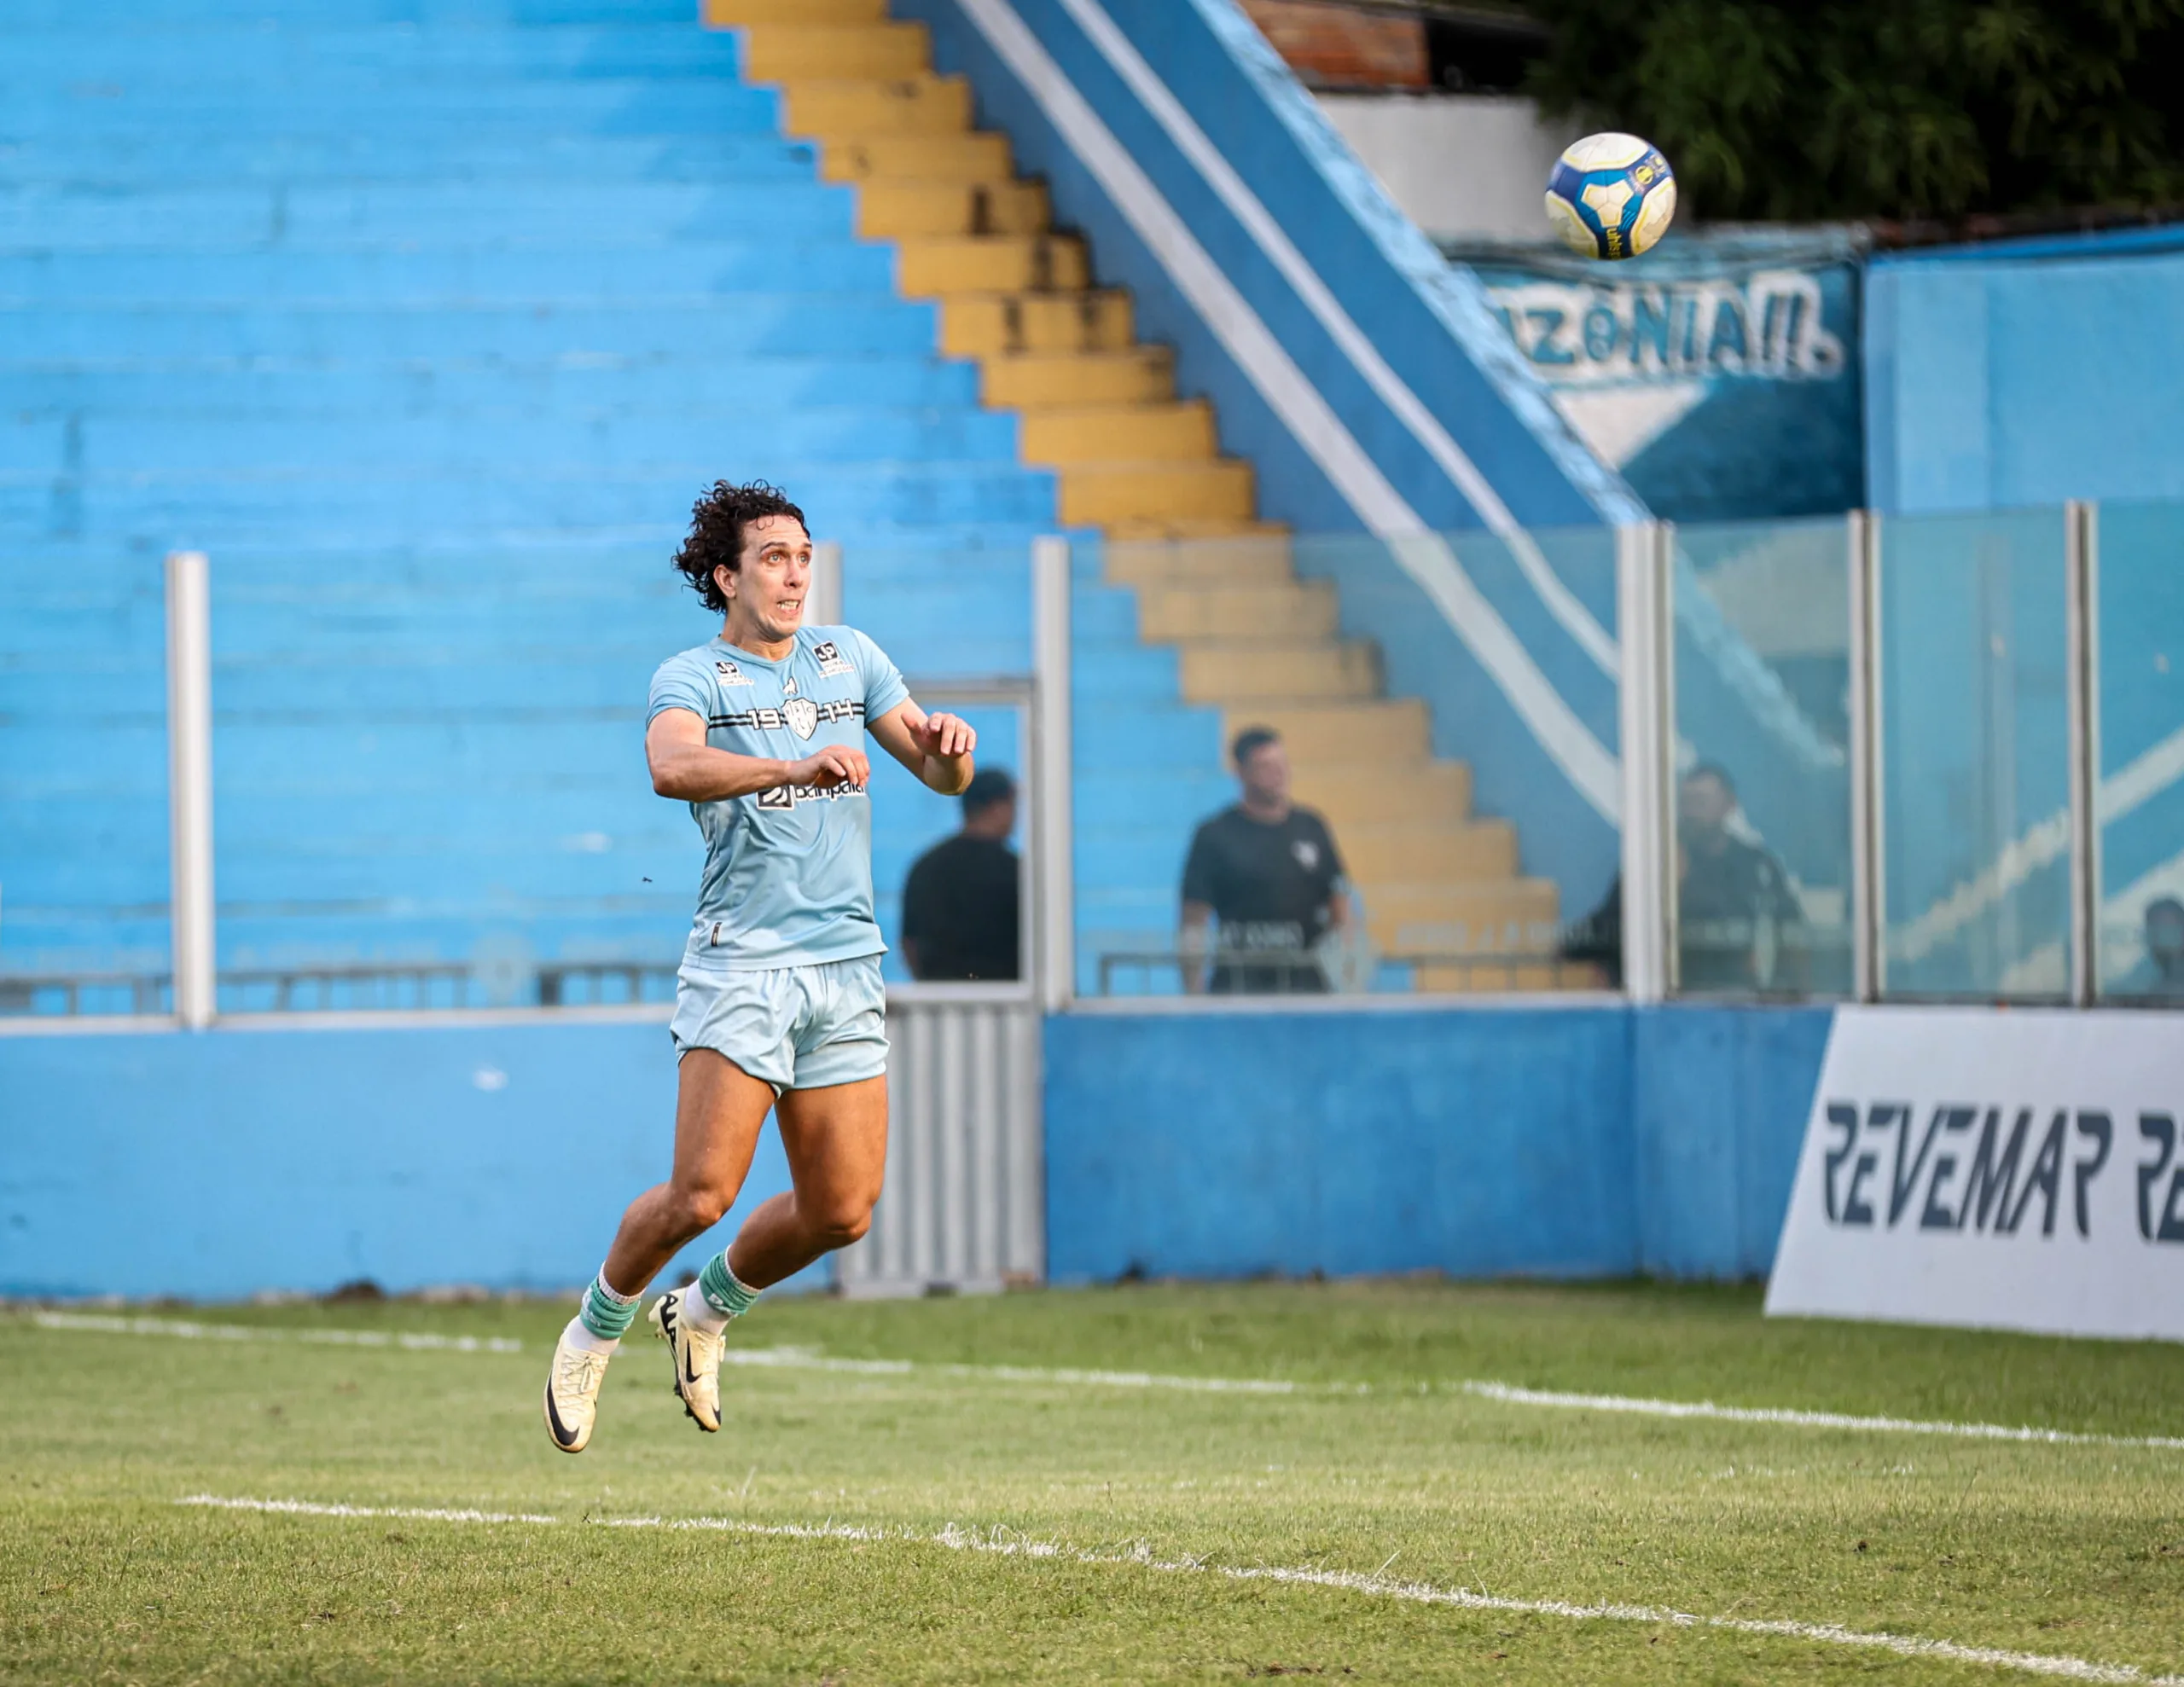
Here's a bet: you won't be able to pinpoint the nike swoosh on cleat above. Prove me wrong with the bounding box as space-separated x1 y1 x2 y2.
543 1384 584 1451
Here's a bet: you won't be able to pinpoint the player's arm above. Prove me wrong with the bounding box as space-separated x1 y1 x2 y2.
868 699 975 796
646 708 868 801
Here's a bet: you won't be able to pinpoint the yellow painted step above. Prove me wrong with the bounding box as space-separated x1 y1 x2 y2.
1364 881 1562 953
1182 640 1380 703
1060 461 1254 526
1342 820 1518 884
1136 577 1335 640
741 23 930 80
982 351 1174 408
1105 533 1295 587
897 234 1089 294
1022 402 1216 465
1411 959 1589 994
942 292 1134 357
1289 760 1472 825
1219 700 1429 761
856 178 1049 238
821 132 1014 183
1103 517 1285 542
781 77 972 137
707 0 886 22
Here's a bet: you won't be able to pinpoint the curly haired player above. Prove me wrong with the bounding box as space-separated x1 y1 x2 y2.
543 481 974 1452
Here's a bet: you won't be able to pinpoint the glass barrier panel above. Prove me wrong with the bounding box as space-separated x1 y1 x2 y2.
2093 501 2184 1006
200 539 1037 1015
1878 507 2071 999
1670 516 1853 998
0 554 173 1017
1076 525 1619 998
871 699 1025 988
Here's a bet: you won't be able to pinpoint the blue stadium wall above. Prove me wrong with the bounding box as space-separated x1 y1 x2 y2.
0 1005 1830 1299
1865 225 2184 514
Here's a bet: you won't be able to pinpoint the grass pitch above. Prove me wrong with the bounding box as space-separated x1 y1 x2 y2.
3 1280 2181 1684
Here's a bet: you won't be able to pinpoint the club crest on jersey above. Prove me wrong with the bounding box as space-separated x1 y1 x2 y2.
714 659 752 687
810 640 854 678
784 697 819 739
1292 839 1320 870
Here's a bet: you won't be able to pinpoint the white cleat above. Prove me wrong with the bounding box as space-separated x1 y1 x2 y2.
650 1291 723 1434
542 1327 611 1454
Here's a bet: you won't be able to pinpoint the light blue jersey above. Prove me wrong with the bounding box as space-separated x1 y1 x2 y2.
648 625 909 971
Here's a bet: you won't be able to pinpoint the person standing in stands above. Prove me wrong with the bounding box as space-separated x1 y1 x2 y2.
1180 726 1349 993
900 768 1021 981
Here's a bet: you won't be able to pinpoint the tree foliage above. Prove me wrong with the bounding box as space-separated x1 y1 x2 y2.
1522 1 2184 222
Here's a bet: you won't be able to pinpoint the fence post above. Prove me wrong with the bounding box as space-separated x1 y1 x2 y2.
1846 509 1886 1005
808 538 844 628
2065 500 2103 1007
1615 521 1674 1003
1031 536 1074 1012
165 550 216 1029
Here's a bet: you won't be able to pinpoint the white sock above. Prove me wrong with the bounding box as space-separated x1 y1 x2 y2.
680 1277 731 1336
561 1314 619 1357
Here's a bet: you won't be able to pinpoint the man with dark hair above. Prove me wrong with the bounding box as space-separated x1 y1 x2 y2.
899 767 1020 982
543 479 978 1454
2117 896 2184 1000
1180 726 1348 993
1676 762 1804 991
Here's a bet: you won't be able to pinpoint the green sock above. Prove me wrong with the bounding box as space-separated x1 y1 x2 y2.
697 1252 758 1321
578 1270 639 1342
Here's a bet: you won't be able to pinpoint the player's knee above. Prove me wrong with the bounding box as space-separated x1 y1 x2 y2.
805 1194 874 1250
668 1182 735 1235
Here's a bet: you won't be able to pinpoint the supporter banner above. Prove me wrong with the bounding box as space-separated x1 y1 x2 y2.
1767 1006 2184 1342
1460 229 1863 524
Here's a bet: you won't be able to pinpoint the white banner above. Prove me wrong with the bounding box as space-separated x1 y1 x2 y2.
1767 1006 2184 1342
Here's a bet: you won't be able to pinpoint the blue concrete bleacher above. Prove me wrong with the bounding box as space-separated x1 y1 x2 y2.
0 0 1107 1002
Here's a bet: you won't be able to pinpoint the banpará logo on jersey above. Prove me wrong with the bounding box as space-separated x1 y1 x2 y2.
756 781 863 810
714 659 753 687
784 697 818 740
810 640 854 678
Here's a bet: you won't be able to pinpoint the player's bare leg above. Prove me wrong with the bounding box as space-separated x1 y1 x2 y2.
724 1075 889 1288
543 1051 770 1452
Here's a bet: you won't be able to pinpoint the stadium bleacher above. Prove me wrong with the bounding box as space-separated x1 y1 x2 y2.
2 0 1577 1006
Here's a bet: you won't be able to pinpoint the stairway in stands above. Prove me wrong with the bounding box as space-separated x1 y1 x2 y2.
716 0 1566 989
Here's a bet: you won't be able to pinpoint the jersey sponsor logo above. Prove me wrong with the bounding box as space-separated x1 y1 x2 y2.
810 640 854 678
1292 839 1321 871
713 659 753 687
782 676 798 695
754 780 864 810
784 697 819 740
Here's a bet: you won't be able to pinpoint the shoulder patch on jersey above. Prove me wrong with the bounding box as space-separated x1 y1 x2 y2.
714 659 753 687
810 639 854 678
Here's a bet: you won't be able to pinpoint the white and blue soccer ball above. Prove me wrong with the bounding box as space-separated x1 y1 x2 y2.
1544 132 1676 261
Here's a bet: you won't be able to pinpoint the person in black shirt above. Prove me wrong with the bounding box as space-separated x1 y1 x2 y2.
900 768 1020 981
1180 727 1349 993
1564 762 1806 992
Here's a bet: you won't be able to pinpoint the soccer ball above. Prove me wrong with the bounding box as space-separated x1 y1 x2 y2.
1544 133 1676 261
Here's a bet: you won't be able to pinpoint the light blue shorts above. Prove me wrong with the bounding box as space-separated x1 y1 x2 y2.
668 954 889 1095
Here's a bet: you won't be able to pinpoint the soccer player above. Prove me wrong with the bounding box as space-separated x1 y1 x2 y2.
543 481 974 1452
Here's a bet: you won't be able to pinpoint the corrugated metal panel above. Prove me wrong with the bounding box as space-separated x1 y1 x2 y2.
839 995 1043 1296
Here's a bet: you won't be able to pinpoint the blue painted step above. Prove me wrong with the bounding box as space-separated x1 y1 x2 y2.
0 183 866 251
0 136 821 187
0 299 938 359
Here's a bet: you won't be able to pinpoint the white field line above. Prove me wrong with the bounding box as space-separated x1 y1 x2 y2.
1455 1382 2184 1452
176 1495 2183 1685
28 1313 2183 1450
26 1309 521 1354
